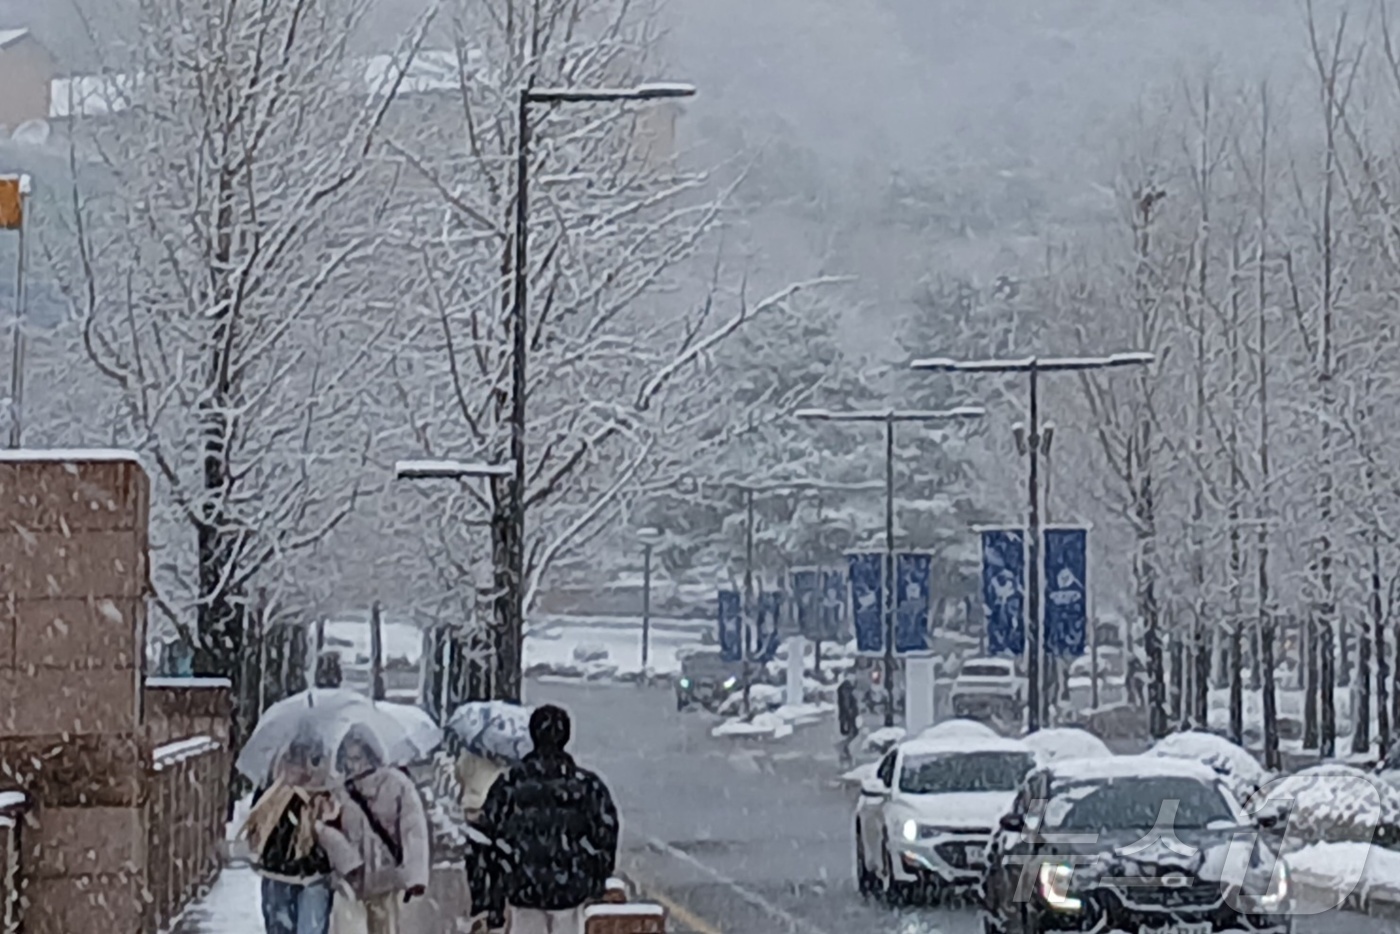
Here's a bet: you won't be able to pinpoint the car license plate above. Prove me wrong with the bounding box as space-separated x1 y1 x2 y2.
965 843 985 863
1147 923 1212 934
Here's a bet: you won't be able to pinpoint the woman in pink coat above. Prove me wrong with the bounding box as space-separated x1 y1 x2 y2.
316 726 431 934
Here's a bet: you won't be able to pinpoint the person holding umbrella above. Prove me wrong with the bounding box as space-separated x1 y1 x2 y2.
315 725 431 934
241 736 337 934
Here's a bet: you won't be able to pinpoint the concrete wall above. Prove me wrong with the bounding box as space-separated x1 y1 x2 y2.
0 454 150 934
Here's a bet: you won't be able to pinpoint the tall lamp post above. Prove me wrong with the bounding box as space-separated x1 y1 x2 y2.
794 407 985 727
507 81 696 704
637 527 664 683
910 354 1154 732
700 477 884 716
395 459 516 700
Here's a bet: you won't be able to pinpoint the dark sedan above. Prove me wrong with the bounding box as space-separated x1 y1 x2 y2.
980 755 1292 934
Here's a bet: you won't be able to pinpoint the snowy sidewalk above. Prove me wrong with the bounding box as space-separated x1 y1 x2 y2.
171 863 470 934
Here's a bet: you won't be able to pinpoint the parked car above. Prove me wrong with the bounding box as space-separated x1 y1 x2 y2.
980 755 1291 934
854 733 1036 903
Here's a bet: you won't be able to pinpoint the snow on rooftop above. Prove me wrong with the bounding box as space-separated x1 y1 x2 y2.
1048 753 1220 784
0 28 30 49
0 447 141 462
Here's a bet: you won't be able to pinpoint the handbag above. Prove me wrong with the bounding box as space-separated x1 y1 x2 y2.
330 879 370 934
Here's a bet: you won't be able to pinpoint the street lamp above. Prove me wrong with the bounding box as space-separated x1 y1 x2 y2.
795 407 985 727
637 526 664 681
911 353 1154 733
394 458 515 703
506 80 697 704
698 476 884 716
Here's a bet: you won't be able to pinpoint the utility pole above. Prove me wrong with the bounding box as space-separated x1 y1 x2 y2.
795 406 984 727
0 174 28 449
912 353 1154 732
638 528 662 683
370 600 385 701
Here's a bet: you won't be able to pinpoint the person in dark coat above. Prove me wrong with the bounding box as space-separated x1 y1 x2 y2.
836 678 860 767
479 704 618 934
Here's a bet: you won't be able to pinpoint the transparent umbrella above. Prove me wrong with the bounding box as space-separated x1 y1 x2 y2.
236 688 443 782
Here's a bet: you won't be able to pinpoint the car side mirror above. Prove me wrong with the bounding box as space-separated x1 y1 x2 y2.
861 778 889 798
1255 804 1284 830
999 813 1025 833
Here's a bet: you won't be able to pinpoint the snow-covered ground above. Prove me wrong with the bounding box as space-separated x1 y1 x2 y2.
524 616 704 679
322 617 425 664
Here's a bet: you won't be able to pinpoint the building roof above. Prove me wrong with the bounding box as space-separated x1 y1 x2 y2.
50 47 472 120
0 28 29 50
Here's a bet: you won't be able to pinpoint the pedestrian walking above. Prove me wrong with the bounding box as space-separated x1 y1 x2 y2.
836 678 860 768
479 704 619 934
242 738 337 934
316 726 431 934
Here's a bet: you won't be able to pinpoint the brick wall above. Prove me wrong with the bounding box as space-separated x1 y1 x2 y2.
0 453 150 934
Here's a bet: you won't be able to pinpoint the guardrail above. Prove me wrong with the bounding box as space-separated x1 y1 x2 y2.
147 736 228 931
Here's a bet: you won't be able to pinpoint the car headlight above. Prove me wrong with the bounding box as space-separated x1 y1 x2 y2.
901 819 919 842
722 676 737 689
679 678 690 688
1258 860 1289 910
1037 861 1082 912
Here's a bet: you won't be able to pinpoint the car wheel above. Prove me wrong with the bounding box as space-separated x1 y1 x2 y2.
855 826 876 896
880 836 909 906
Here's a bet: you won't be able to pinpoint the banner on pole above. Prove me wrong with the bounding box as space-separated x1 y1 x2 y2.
819 568 846 642
1044 527 1088 657
753 591 783 662
790 569 820 639
717 590 741 662
895 552 933 655
847 551 885 655
980 529 1025 657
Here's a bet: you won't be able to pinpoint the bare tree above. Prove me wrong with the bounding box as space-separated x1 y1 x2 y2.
51 0 426 683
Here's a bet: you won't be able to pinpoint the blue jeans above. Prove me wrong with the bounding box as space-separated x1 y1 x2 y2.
260 878 332 934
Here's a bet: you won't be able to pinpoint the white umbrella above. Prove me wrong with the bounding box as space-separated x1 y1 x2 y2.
378 701 444 759
236 688 443 782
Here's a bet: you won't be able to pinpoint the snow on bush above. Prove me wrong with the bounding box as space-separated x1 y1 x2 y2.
862 726 906 756
1258 764 1400 845
1148 731 1266 802
572 643 610 663
1024 727 1112 763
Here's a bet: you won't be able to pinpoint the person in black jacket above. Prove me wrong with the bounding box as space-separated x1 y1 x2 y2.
479 704 618 934
836 678 860 767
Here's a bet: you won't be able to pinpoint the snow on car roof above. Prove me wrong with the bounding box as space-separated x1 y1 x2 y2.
1048 753 1220 784
900 733 1032 757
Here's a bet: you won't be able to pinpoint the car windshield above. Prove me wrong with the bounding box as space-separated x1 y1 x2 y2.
961 664 1011 677
899 751 1035 794
1045 776 1241 831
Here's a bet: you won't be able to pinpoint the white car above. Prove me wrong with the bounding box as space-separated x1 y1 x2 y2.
950 658 1025 721
854 734 1037 902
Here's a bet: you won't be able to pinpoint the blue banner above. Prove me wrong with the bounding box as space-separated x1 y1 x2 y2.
847 551 885 655
1044 527 1088 657
717 590 741 662
819 568 845 642
981 529 1025 656
791 569 820 639
895 552 933 655
751 591 783 662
